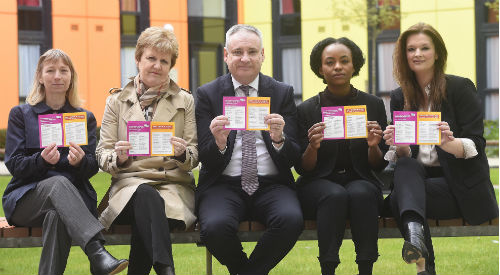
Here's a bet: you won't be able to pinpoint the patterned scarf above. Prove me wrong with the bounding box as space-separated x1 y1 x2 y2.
134 75 169 121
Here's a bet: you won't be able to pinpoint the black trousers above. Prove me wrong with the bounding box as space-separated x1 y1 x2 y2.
115 184 181 275
198 176 304 275
386 157 461 264
297 177 382 266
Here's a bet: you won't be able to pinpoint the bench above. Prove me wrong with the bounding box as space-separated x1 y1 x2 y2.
1 216 498 275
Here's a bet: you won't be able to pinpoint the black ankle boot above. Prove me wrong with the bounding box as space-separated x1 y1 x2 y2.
402 221 428 264
85 239 128 275
153 263 175 275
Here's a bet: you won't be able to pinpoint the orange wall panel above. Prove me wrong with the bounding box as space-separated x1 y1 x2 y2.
150 0 187 23
52 0 86 17
0 0 15 13
87 18 121 125
52 17 89 109
0 2 18 128
150 0 189 90
88 0 119 18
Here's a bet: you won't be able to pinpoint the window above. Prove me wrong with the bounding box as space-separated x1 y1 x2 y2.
272 0 302 104
475 0 499 120
372 0 400 120
18 0 51 103
188 0 236 97
120 0 149 87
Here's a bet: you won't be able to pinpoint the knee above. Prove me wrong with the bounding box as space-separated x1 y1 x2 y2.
348 183 377 202
319 187 349 208
199 216 238 243
43 209 64 228
133 184 163 205
39 176 72 190
395 157 420 173
269 209 304 236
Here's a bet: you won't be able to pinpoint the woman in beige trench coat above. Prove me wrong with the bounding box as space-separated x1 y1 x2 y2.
96 26 198 275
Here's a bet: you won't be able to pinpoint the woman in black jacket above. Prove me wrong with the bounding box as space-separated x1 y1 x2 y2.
383 22 498 275
295 37 388 275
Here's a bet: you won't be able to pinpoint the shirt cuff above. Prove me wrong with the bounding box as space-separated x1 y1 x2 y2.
219 145 227 155
460 138 478 159
384 145 411 162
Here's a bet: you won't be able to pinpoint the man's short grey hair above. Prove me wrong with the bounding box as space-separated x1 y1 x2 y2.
225 24 263 49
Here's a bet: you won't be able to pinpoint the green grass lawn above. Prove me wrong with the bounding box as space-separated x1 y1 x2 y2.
0 169 498 274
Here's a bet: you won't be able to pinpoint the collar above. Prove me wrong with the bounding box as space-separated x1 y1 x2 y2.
118 78 181 104
322 85 358 101
231 74 259 92
32 101 78 114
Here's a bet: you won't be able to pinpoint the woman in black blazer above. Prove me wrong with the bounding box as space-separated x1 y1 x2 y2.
296 37 388 275
383 22 498 275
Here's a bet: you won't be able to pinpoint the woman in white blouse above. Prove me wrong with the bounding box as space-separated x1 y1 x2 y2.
382 22 498 275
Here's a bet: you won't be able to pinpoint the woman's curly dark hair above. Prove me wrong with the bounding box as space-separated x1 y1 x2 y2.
309 37 365 84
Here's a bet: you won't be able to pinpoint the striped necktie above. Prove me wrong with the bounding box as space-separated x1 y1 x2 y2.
240 85 259 195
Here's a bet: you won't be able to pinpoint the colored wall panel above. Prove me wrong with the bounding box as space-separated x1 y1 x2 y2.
0 1 19 128
150 0 189 90
243 0 273 76
301 0 369 101
87 18 121 126
52 16 89 108
401 0 476 82
52 0 121 125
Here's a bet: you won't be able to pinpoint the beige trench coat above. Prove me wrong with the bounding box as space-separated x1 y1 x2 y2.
96 79 198 230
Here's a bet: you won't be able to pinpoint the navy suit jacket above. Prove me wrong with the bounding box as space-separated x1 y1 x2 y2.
390 75 498 225
195 73 301 205
2 102 99 224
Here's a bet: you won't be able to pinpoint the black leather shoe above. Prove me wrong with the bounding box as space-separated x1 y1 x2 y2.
402 222 428 264
86 240 128 275
153 263 175 275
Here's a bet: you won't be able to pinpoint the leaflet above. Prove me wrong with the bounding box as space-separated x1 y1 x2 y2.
393 111 417 145
321 106 345 140
223 97 247 130
39 114 64 148
127 121 176 156
38 112 88 148
222 96 271 131
127 121 150 156
417 112 441 145
393 111 441 145
63 112 88 146
247 97 270 130
344 105 368 139
321 105 367 139
150 122 175 156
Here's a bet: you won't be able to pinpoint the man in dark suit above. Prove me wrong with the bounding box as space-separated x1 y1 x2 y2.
195 24 303 275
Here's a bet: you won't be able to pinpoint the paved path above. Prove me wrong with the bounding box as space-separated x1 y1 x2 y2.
0 159 497 176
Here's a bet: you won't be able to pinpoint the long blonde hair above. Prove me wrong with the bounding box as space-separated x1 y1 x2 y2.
26 49 82 107
393 22 448 111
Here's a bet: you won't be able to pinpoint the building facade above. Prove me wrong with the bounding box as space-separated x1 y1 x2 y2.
0 0 497 128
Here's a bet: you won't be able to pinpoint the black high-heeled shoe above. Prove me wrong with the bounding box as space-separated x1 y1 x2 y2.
402 221 428 264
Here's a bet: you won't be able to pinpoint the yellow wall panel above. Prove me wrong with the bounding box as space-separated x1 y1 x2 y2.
0 4 18 128
437 0 473 10
87 18 121 126
301 0 369 101
401 0 437 13
401 0 476 82
243 0 273 76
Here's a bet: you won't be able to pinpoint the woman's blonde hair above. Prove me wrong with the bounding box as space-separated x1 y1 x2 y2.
393 22 448 111
26 49 81 107
135 26 179 67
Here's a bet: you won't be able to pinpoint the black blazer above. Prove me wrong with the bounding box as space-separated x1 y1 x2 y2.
195 73 301 202
295 88 389 188
390 75 498 225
